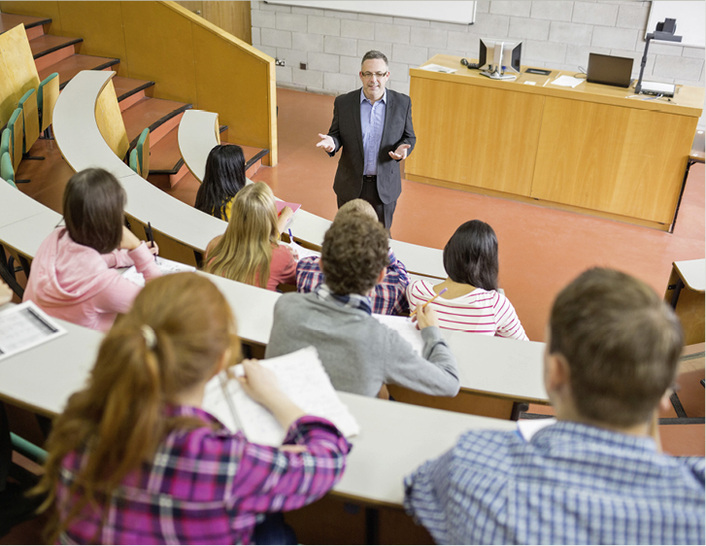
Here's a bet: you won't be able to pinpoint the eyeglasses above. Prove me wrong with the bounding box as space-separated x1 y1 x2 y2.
361 71 388 79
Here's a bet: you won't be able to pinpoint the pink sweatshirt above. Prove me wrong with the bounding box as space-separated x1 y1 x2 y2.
23 228 161 331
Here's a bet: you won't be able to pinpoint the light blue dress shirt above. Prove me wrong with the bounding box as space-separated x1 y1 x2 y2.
360 89 386 176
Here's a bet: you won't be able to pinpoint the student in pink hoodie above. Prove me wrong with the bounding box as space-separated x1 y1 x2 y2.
23 168 161 331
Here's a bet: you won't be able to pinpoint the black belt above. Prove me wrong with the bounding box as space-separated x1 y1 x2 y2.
363 175 377 182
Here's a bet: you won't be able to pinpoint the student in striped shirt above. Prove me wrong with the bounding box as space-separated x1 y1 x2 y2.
407 220 527 340
34 273 349 544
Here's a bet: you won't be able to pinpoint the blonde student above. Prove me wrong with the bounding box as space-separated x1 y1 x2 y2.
204 182 296 291
34 273 350 544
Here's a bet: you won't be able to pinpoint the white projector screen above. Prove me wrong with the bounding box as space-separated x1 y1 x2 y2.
265 1 477 25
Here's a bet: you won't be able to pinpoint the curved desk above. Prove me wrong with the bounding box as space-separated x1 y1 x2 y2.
178 109 220 182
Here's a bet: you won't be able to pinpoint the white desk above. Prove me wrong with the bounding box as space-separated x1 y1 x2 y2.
674 259 706 292
53 70 227 254
178 109 220 183
0 181 61 230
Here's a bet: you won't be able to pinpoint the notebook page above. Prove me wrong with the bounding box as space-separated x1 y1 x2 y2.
122 257 196 287
373 314 424 356
203 346 360 446
0 302 66 361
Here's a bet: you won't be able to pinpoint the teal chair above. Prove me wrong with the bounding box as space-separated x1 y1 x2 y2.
0 129 10 160
17 88 42 159
6 108 28 184
136 127 150 176
37 72 60 139
129 148 140 175
0 152 16 188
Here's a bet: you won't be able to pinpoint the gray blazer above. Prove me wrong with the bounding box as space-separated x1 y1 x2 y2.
327 88 416 204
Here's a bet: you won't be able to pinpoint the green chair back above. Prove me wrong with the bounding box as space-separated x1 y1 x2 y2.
136 127 150 176
17 88 40 154
0 128 10 158
129 148 140 175
7 108 23 169
1 152 17 188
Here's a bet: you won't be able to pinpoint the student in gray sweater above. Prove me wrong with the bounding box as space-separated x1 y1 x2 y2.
266 210 460 398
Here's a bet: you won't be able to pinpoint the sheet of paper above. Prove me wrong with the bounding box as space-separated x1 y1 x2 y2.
203 346 360 446
517 418 556 440
276 199 302 215
289 242 321 260
373 313 424 356
549 75 584 88
122 256 196 287
419 63 457 74
0 301 66 361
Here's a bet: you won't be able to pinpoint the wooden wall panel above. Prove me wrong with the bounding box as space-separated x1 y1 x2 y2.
0 24 39 127
532 97 696 224
202 1 251 44
54 2 129 77
407 77 543 197
191 23 276 161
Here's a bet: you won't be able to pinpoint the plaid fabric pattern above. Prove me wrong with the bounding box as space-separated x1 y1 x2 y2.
404 421 705 545
57 406 350 545
297 249 410 315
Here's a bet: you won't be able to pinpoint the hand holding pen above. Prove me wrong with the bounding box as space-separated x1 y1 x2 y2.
410 288 447 329
145 222 159 260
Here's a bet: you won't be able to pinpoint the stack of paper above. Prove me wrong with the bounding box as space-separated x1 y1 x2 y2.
203 346 360 446
0 302 66 361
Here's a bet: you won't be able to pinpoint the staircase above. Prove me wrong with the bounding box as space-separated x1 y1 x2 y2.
1 11 265 194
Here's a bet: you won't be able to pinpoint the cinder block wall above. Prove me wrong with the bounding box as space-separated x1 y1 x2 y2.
252 0 705 126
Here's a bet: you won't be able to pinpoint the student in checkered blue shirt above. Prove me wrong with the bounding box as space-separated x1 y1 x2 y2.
296 198 410 316
404 267 705 545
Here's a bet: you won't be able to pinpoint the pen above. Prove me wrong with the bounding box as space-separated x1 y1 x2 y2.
146 222 157 261
410 287 448 316
288 228 294 243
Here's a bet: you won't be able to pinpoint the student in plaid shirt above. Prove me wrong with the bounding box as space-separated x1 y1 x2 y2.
296 199 410 315
404 268 705 545
34 273 350 544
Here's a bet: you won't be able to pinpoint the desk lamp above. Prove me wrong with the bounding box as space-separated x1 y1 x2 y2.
635 18 682 95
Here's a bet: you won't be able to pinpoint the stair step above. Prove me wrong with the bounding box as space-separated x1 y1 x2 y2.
29 34 82 59
37 55 120 89
122 96 191 149
148 126 183 174
112 76 155 102
0 13 50 39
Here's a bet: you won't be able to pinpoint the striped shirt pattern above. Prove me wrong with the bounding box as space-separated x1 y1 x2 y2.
407 278 527 340
404 421 706 545
296 249 410 315
56 406 350 545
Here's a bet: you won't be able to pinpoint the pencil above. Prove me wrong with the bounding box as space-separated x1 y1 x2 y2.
410 287 448 316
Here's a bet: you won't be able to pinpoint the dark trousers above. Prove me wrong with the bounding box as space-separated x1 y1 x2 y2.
338 175 396 232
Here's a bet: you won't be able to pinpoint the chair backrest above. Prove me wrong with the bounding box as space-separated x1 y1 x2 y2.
136 127 150 176
7 108 24 170
0 128 10 158
129 147 140 175
0 152 16 188
38 73 60 133
18 88 39 155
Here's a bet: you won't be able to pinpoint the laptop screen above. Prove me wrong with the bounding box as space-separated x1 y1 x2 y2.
587 53 634 88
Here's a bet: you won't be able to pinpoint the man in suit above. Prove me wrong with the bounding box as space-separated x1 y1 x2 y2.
316 50 416 231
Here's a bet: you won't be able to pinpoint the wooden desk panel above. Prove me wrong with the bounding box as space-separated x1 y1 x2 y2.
532 97 696 224
408 77 544 197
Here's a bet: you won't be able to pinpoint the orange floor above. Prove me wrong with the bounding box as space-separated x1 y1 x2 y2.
257 88 706 343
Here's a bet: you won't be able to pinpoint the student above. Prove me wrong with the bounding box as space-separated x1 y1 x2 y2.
204 182 296 291
404 268 705 545
296 198 410 315
33 273 350 544
23 168 160 331
267 210 459 398
194 144 249 221
407 219 527 340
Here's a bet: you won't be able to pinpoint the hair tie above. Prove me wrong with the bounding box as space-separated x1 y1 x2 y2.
140 325 157 350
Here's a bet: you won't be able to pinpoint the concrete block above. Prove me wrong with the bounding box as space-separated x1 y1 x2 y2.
261 28 292 49
411 27 448 49
490 1 531 17
251 9 276 29
276 48 307 68
592 26 638 51
291 5 324 17
251 27 261 47
476 0 490 14
324 72 357 93
572 1 618 26
276 12 308 33
258 1 286 13
292 32 324 53
448 30 478 55
392 16 429 29
616 3 649 30
275 64 292 84
340 55 362 76
324 36 358 56
549 21 592 47
308 15 341 36
308 51 340 72
653 54 704 81
341 19 376 41
293 67 324 89
392 42 429 66
683 46 706 59
375 22 411 44
530 1 573 22
357 40 394 58
389 60 411 82
473 12 510 38
358 13 394 24
258 44 277 58
524 39 567 65
509 16 550 41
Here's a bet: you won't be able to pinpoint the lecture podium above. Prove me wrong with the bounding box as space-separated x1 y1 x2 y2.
407 54 704 231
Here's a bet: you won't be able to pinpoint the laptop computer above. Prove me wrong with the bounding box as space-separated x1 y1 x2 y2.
586 53 634 88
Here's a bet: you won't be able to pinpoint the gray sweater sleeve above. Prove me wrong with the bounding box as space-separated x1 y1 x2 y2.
383 325 460 396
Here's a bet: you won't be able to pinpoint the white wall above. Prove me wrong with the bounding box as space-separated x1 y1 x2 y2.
252 0 705 127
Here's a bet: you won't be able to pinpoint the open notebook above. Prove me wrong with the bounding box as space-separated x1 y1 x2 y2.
0 301 66 361
202 346 360 446
122 256 196 287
